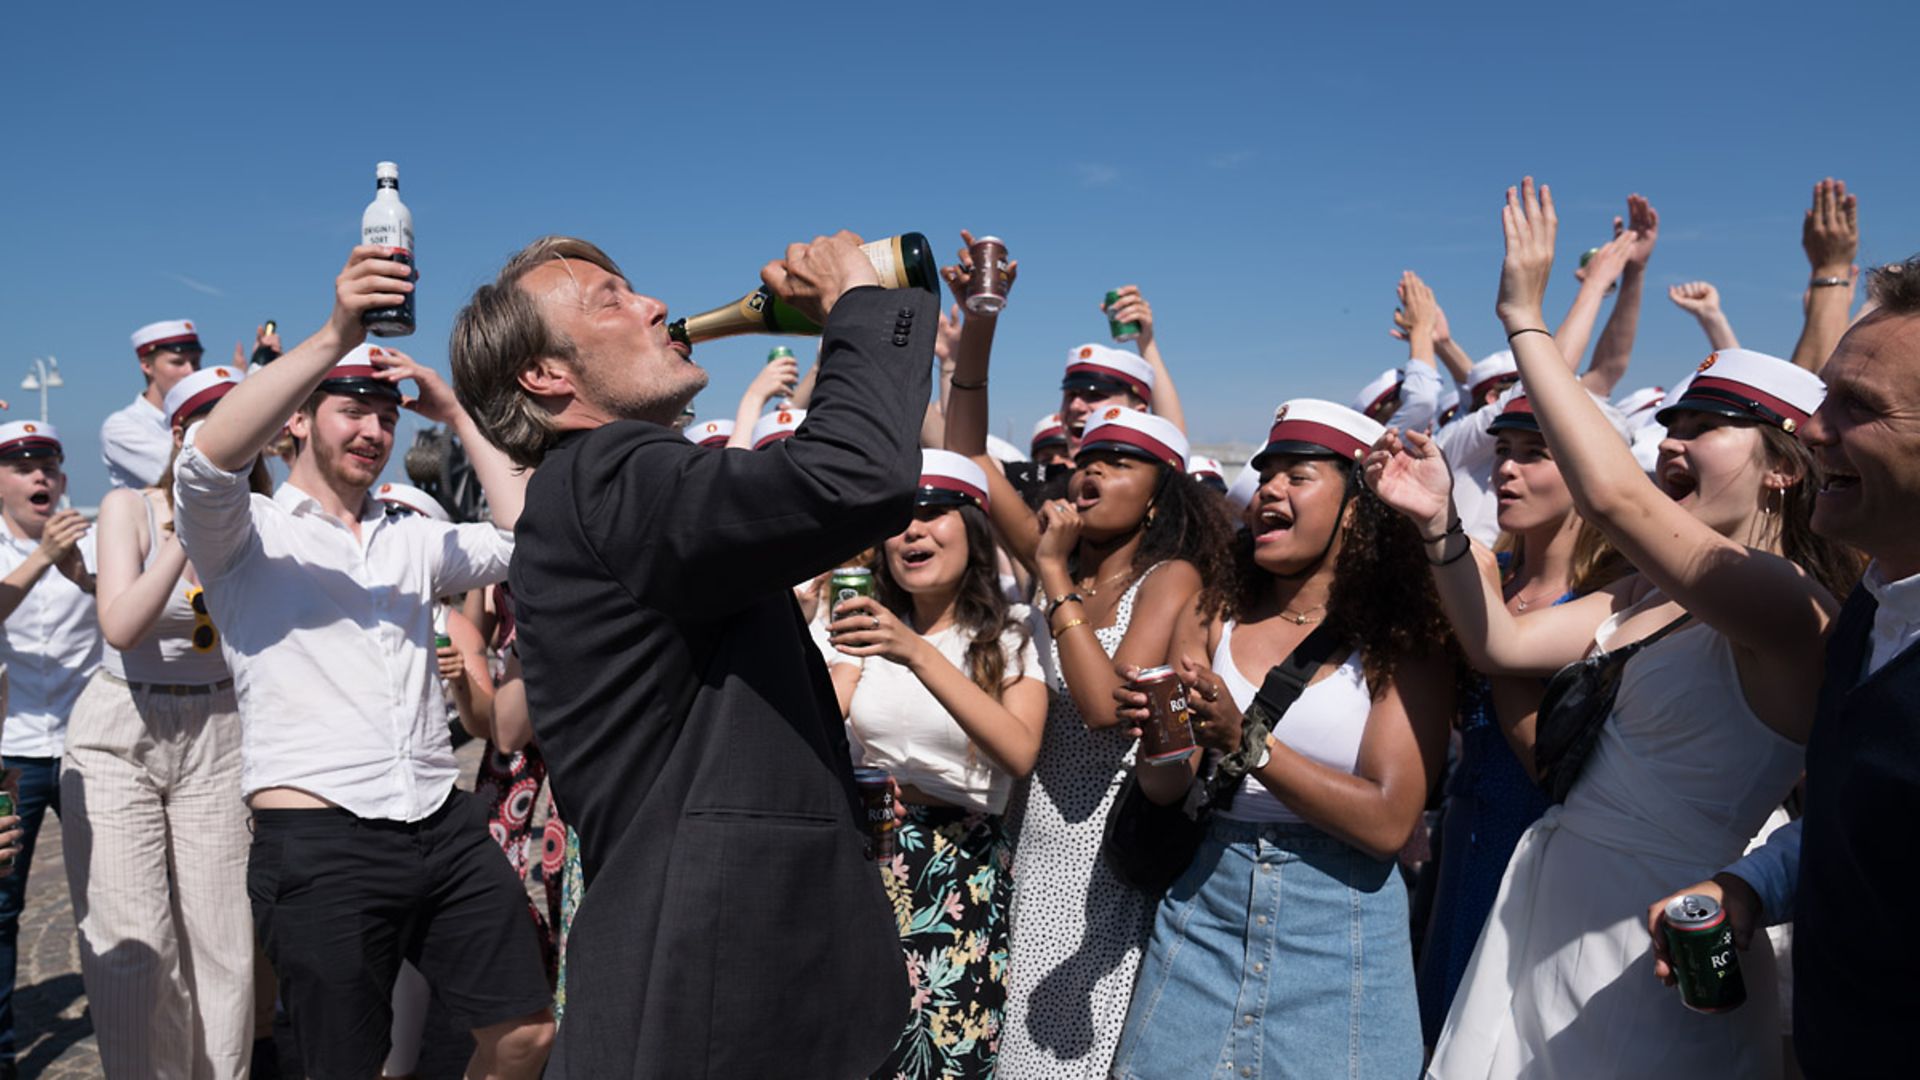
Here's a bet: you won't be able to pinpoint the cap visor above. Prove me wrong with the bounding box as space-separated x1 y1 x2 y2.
1076 439 1168 466
1250 440 1347 470
1487 414 1541 434
1060 374 1135 398
1653 398 1753 427
320 379 404 402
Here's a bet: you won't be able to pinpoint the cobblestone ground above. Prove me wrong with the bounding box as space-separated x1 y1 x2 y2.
17 739 529 1078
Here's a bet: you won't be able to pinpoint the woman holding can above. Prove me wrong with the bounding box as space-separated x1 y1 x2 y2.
822 449 1046 1080
939 236 1233 1078
1110 399 1456 1079
1368 177 1860 1077
63 365 271 1079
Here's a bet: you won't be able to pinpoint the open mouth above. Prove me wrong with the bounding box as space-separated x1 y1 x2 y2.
900 548 935 569
1495 485 1522 503
1066 420 1087 440
1820 471 1860 495
345 445 382 468
27 492 51 509
1252 507 1295 544
1658 465 1697 501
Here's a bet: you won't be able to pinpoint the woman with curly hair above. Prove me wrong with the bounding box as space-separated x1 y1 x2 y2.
821 449 1046 1080
1110 399 1455 1079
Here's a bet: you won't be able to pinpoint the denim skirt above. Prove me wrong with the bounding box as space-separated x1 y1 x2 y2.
1111 818 1421 1079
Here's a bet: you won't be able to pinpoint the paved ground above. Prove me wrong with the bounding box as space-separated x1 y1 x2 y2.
16 740 514 1078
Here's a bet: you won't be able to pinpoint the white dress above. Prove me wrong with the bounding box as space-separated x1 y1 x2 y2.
1428 605 1804 1079
997 570 1159 1079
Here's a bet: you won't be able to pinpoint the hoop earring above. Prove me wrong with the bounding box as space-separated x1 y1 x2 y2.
1145 504 1158 528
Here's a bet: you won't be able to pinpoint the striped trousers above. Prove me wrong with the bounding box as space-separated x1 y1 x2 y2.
60 671 253 1080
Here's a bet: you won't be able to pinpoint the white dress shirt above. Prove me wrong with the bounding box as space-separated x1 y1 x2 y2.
0 532 103 757
172 430 513 821
1723 561 1920 921
1433 384 1523 547
100 395 174 491
1381 358 1445 435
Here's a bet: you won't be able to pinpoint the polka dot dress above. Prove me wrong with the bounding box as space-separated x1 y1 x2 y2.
997 569 1159 1079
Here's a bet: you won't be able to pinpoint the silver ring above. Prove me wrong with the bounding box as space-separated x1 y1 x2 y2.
871 617 881 630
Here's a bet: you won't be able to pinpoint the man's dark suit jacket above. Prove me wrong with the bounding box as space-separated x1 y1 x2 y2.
513 286 929 1077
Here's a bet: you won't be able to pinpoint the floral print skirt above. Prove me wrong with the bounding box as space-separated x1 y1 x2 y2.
871 804 1011 1080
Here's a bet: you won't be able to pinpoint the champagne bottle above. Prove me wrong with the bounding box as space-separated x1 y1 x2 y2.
361 161 416 337
668 233 936 347
250 319 279 366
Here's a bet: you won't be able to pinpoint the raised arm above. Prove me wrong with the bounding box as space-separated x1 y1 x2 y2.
93 488 191 651
1495 177 1834 659
1669 282 1740 350
192 245 410 471
1788 178 1860 374
1393 273 1473 388
1582 194 1659 396
1384 272 1444 431
1554 231 1631 372
1105 286 1186 433
372 349 529 530
725 353 801 450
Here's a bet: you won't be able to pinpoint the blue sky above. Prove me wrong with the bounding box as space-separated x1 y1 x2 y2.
4 1 1914 500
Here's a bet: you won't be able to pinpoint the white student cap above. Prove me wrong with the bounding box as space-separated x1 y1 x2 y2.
1060 344 1154 404
1076 407 1188 470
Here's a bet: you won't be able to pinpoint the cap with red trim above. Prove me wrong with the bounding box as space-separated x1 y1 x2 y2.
917 449 990 513
1061 344 1154 405
1031 412 1068 454
375 482 452 523
320 344 405 403
1252 399 1383 469
131 319 201 357
1488 395 1540 434
1468 351 1520 401
1654 349 1824 432
1188 455 1228 493
1351 367 1404 420
751 408 805 449
1076 407 1188 470
685 418 735 448
0 421 61 461
162 366 245 429
1614 386 1666 425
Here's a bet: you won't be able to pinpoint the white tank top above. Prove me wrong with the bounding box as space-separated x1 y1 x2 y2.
101 494 232 686
1211 619 1372 823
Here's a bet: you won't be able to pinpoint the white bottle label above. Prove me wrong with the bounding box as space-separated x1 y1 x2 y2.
858 237 904 289
362 195 414 256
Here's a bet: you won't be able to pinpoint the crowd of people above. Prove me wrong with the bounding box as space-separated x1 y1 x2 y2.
0 172 1909 1079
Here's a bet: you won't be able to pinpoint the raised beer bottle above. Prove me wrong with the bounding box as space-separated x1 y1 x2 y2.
361 161 416 337
668 233 936 347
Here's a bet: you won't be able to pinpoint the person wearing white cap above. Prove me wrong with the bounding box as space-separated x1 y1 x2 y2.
1429 350 1522 546
102 319 207 490
1029 412 1070 469
61 365 271 1078
723 347 801 450
1614 384 1668 475
0 420 100 1078
945 324 1235 1075
747 406 805 449
683 417 733 448
1186 454 1227 495
1374 177 1860 1079
1357 271 1447 433
822 449 1046 1079
171 245 551 1079
448 232 924 1077
1110 399 1451 1078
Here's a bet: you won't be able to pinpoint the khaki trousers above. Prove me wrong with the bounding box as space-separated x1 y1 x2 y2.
60 671 253 1080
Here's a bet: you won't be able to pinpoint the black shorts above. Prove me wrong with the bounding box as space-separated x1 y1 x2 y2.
248 788 551 1079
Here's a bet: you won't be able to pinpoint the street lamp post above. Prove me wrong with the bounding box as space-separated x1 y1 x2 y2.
22 356 63 424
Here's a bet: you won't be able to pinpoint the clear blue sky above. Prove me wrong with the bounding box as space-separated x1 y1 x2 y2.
4 1 1914 501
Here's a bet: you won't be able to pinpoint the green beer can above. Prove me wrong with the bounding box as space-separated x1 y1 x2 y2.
767 345 795 362
1104 290 1141 342
831 567 874 609
1662 894 1747 1013
0 792 13 820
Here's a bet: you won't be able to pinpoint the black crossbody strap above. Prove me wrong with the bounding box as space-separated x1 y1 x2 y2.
1252 622 1347 719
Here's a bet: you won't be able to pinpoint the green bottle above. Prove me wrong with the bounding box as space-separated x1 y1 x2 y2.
669 233 936 347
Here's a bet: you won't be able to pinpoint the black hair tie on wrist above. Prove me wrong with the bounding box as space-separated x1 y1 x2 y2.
1506 327 1552 342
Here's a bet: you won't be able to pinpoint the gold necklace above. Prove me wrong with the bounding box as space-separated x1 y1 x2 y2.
1511 585 1560 612
1077 567 1134 599
1280 603 1327 625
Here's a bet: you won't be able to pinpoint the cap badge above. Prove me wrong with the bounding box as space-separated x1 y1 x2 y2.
1103 407 1122 421
1079 347 1093 359
215 367 230 378
1697 353 1718 373
1783 418 1798 433
1273 404 1289 423
22 424 35 434
379 484 392 494
184 321 194 331
777 411 793 424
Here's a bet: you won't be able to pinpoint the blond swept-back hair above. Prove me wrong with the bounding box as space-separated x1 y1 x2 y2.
449 236 625 468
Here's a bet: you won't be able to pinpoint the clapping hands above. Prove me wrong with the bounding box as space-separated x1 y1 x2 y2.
1497 177 1557 331
1802 178 1859 276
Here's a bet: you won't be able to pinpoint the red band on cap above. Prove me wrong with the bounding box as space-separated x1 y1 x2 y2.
170 384 234 427
1064 362 1152 405
1031 425 1067 448
1264 419 1368 460
1686 376 1811 426
1364 383 1401 415
0 435 61 456
326 364 378 381
1082 426 1181 468
753 430 796 450
697 434 731 448
919 475 989 512
1471 372 1519 400
137 333 201 356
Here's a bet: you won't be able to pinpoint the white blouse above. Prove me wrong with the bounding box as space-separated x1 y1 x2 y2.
836 604 1043 814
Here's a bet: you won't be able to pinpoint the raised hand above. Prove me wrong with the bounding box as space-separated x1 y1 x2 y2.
1362 429 1455 538
1574 232 1633 292
934 303 962 364
1623 193 1659 269
745 354 800 405
761 231 881 325
827 595 925 667
1392 272 1450 344
1103 285 1155 348
1802 177 1859 276
1497 176 1557 330
328 245 416 348
940 230 1018 320
368 347 459 424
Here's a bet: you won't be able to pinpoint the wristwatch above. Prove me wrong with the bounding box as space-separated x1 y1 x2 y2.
1250 735 1273 771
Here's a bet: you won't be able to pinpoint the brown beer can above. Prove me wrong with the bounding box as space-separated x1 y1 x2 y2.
1132 666 1197 765
964 236 1013 316
852 766 897 860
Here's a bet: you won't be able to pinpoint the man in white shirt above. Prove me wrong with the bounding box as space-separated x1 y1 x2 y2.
1647 258 1920 1074
102 320 209 490
0 421 101 1079
174 245 551 1079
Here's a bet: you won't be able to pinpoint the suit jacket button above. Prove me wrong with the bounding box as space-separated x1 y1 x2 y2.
898 307 914 318
892 334 910 346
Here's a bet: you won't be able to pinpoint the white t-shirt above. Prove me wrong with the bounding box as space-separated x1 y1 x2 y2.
835 605 1043 814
